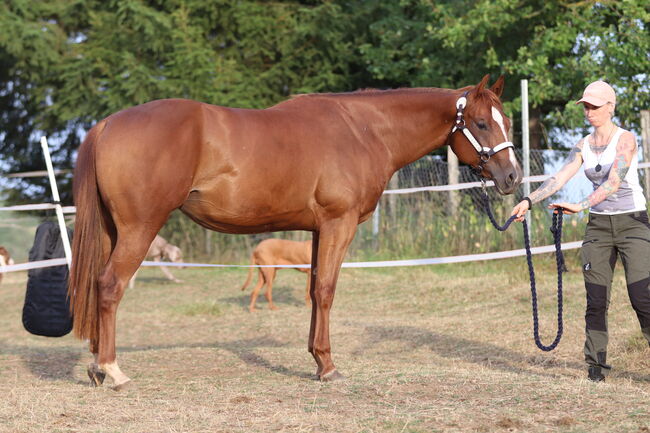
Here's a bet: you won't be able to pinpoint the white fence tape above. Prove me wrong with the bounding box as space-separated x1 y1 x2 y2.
5 169 71 178
140 241 582 268
0 258 68 273
0 240 581 274
0 203 76 213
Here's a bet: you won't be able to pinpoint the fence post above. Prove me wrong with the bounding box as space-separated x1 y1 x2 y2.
641 110 650 196
447 146 459 216
40 136 73 268
372 202 380 237
388 172 399 222
521 79 531 241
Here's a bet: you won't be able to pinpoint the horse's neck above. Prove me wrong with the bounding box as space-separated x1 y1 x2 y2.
341 90 460 172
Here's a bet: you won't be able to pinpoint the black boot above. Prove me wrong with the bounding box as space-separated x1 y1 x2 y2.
588 366 605 382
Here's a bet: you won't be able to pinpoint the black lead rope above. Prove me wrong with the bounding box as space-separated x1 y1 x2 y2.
482 191 564 351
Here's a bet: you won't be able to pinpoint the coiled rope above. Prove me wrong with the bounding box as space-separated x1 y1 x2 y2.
482 191 564 351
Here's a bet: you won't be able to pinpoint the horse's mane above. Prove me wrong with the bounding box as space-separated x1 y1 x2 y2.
277 85 502 113
288 85 500 106
288 87 458 100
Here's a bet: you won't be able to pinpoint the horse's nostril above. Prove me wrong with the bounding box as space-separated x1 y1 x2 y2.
506 172 515 187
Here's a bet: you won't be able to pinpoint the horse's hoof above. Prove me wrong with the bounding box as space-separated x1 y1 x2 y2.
320 369 345 382
112 379 132 392
87 364 106 387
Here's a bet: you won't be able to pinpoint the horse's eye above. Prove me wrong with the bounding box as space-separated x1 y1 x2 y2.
476 120 488 130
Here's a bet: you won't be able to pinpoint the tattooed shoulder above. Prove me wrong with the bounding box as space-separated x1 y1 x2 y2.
617 131 637 153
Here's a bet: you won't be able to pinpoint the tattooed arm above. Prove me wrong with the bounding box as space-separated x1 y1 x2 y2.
550 131 638 214
511 139 584 220
529 139 585 204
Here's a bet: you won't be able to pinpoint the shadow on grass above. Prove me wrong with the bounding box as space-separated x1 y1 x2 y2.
119 336 314 380
214 337 314 380
0 344 82 382
358 324 650 382
2 335 312 385
3 328 650 385
222 284 307 310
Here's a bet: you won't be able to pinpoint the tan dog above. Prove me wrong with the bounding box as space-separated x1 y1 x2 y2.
241 239 312 312
0 246 14 284
128 235 183 288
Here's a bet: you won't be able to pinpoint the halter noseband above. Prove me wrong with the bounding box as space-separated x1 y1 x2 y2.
449 91 514 176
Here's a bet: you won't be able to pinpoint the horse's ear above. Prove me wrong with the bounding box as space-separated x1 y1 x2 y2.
475 74 490 92
490 75 505 98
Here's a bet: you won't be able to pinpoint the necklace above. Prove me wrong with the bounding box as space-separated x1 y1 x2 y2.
592 125 617 172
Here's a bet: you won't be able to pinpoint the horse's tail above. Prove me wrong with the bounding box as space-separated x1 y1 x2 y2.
240 253 256 291
68 120 109 342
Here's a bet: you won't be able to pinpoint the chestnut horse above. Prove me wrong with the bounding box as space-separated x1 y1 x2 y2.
69 75 522 389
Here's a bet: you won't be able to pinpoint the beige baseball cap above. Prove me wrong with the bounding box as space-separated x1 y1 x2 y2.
576 80 616 106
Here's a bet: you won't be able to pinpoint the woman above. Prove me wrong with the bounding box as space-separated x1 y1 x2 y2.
511 80 650 382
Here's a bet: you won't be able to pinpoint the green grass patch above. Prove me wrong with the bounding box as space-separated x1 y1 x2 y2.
172 301 223 317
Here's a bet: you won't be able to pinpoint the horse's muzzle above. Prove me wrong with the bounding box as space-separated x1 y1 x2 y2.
492 163 523 195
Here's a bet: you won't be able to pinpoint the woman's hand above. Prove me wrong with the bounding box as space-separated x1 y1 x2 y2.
548 202 583 215
511 200 530 222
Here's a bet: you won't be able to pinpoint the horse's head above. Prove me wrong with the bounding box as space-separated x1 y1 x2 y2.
448 75 523 195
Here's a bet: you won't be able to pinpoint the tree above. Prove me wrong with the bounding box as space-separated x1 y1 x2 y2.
502 0 650 139
350 0 649 148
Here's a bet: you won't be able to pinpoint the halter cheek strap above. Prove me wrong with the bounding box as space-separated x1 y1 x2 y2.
450 92 515 171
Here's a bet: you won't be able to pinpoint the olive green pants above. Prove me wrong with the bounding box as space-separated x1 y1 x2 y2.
581 211 650 375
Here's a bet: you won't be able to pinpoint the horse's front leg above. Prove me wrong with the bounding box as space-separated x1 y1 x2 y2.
308 215 357 381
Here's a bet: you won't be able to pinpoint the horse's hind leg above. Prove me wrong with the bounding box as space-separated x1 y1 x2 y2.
87 339 105 387
96 229 158 390
87 220 113 387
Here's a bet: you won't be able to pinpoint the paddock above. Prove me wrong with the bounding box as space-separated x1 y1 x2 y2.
1 256 648 433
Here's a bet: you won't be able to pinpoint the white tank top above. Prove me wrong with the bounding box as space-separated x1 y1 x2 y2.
582 127 646 214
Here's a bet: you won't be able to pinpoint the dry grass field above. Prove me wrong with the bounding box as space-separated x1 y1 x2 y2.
1 252 650 433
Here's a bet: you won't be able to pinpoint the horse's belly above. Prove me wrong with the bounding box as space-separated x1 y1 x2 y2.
179 190 316 234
